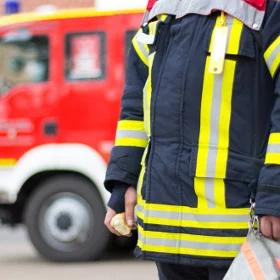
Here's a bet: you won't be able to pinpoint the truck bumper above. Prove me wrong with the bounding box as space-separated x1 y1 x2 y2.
0 191 11 204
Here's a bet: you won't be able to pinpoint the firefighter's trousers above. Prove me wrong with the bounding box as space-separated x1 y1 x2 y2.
156 262 229 280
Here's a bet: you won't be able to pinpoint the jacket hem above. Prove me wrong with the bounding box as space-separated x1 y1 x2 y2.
134 246 234 268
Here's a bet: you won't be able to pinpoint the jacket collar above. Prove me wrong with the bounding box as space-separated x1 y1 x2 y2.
147 0 266 30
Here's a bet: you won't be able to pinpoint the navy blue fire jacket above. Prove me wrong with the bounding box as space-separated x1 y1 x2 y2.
105 0 280 267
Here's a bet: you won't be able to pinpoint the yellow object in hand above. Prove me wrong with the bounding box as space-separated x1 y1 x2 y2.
111 213 132 236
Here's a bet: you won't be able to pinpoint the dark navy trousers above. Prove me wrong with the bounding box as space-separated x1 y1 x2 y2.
156 262 229 280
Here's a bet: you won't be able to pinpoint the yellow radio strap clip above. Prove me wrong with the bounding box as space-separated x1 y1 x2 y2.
209 11 229 74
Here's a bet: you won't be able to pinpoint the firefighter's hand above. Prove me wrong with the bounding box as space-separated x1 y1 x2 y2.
104 186 137 236
260 216 280 240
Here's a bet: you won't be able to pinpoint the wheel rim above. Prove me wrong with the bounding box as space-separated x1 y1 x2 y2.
39 192 93 252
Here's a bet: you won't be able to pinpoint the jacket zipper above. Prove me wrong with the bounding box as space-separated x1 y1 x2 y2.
146 18 175 197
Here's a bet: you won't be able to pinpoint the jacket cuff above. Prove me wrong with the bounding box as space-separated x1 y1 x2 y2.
255 186 280 217
104 172 138 193
107 182 130 213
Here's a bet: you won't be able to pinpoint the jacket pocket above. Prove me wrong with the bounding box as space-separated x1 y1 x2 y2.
205 19 257 59
189 146 263 183
188 146 263 208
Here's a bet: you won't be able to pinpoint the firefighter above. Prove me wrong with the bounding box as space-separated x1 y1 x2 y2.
104 0 280 279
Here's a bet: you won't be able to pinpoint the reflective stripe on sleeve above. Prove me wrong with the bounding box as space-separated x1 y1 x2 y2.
116 130 147 140
264 36 280 78
265 133 280 164
115 120 148 148
267 132 280 144
137 225 244 258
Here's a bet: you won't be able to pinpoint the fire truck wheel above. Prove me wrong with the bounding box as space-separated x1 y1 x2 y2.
24 175 110 262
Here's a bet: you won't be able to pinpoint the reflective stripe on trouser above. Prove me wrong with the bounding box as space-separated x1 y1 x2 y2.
195 15 243 208
264 35 280 78
223 232 280 280
115 120 148 148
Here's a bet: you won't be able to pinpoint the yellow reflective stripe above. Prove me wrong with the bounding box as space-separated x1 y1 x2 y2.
264 35 280 77
227 19 243 54
148 20 157 35
195 16 220 208
156 14 168 22
115 138 148 148
196 57 215 177
265 133 280 163
213 178 225 208
271 53 280 77
132 31 149 66
214 19 242 207
137 214 248 229
137 239 238 258
115 120 148 147
138 224 244 258
265 153 280 165
136 204 249 229
117 120 145 131
195 16 242 208
268 133 280 144
137 195 249 216
215 61 237 176
132 18 160 68
138 225 244 244
0 158 17 167
214 59 237 207
264 36 280 60
137 165 145 196
144 53 155 137
194 178 208 208
136 207 249 228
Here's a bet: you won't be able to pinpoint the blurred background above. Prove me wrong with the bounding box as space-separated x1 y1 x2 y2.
0 0 157 279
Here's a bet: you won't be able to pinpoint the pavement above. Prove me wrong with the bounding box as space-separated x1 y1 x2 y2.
0 226 157 280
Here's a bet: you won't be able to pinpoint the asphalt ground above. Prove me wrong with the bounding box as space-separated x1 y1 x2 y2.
0 227 157 280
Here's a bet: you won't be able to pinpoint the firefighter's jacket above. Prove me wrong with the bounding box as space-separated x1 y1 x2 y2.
105 0 280 266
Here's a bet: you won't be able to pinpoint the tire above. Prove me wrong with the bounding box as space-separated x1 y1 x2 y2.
24 175 110 262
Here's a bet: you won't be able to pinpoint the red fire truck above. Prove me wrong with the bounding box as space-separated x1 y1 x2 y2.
0 8 142 261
